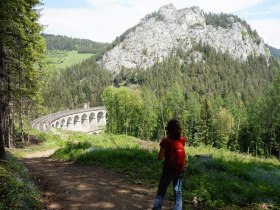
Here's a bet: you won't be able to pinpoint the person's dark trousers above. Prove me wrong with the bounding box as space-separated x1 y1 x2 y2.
153 169 183 210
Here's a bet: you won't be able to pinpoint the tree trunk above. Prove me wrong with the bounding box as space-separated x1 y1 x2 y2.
8 103 14 147
0 41 6 159
3 106 10 148
19 97 24 142
6 62 13 147
0 109 5 159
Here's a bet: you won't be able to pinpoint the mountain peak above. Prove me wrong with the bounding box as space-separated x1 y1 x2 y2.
99 5 270 74
158 3 176 12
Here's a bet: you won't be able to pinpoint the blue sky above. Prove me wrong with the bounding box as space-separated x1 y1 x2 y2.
40 0 280 48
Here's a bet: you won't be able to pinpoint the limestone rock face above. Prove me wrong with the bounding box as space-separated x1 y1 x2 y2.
99 4 270 74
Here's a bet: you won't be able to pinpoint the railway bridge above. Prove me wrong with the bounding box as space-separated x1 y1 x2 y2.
31 107 106 134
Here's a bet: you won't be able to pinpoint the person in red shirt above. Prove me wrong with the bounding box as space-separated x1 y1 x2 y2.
153 119 187 210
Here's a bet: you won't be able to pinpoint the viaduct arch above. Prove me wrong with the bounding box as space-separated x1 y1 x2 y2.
31 107 106 134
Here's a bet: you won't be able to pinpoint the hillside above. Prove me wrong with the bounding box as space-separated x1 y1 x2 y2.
46 50 94 70
42 56 111 112
267 44 280 60
41 4 280 159
42 34 109 53
113 43 277 102
12 131 280 210
42 5 280 111
43 34 110 71
98 4 270 74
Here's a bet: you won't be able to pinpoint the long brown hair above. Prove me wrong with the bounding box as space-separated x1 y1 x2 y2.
165 119 181 140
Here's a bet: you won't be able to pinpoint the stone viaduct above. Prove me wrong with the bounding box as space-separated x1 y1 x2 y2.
31 107 106 134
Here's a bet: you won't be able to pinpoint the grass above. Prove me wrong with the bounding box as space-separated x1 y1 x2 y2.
11 129 66 158
46 50 94 71
0 153 42 210
50 132 280 210
8 130 280 209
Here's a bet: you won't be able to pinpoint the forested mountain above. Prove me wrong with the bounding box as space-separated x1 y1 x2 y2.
41 4 280 159
42 34 109 53
99 4 270 74
267 44 280 60
113 43 277 103
43 56 111 112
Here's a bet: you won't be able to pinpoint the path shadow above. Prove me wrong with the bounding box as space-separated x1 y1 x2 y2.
22 156 165 210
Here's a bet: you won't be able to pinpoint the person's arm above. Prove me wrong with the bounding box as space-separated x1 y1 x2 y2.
157 147 165 161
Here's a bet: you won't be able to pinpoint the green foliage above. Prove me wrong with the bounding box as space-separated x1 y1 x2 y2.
195 98 214 146
42 33 108 53
204 12 261 44
186 155 280 209
116 43 276 104
140 87 160 140
163 82 187 124
42 56 111 112
52 133 141 160
46 50 94 71
213 108 234 148
244 73 280 158
205 12 236 28
107 43 280 157
51 133 280 209
0 153 42 209
59 132 139 149
141 11 164 22
242 31 247 41
267 45 280 60
56 147 161 184
0 0 47 156
12 128 66 157
102 86 143 136
40 18 280 159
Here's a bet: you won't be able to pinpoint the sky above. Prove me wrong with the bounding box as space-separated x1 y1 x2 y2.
40 0 280 48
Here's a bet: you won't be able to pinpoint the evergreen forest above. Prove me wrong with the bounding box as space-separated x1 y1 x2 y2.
42 39 280 159
0 0 46 159
42 33 109 53
267 44 280 60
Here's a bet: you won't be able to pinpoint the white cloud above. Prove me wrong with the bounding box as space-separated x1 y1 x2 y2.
86 0 266 13
248 18 280 48
40 7 141 42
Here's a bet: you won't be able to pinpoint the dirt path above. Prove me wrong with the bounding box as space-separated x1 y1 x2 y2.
21 150 172 210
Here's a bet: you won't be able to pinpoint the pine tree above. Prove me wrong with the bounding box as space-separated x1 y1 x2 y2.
213 108 234 148
0 0 46 159
196 98 214 146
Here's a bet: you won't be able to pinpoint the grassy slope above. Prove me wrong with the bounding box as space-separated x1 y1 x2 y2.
48 131 280 210
0 154 42 210
8 130 280 209
46 50 94 71
0 130 66 209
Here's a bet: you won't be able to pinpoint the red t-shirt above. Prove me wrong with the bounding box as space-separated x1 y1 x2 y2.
160 136 186 170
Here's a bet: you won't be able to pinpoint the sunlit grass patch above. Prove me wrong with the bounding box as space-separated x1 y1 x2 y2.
47 50 94 70
0 153 42 210
17 130 280 209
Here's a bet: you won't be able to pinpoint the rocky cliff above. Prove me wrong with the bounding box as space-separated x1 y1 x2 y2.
99 4 270 74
